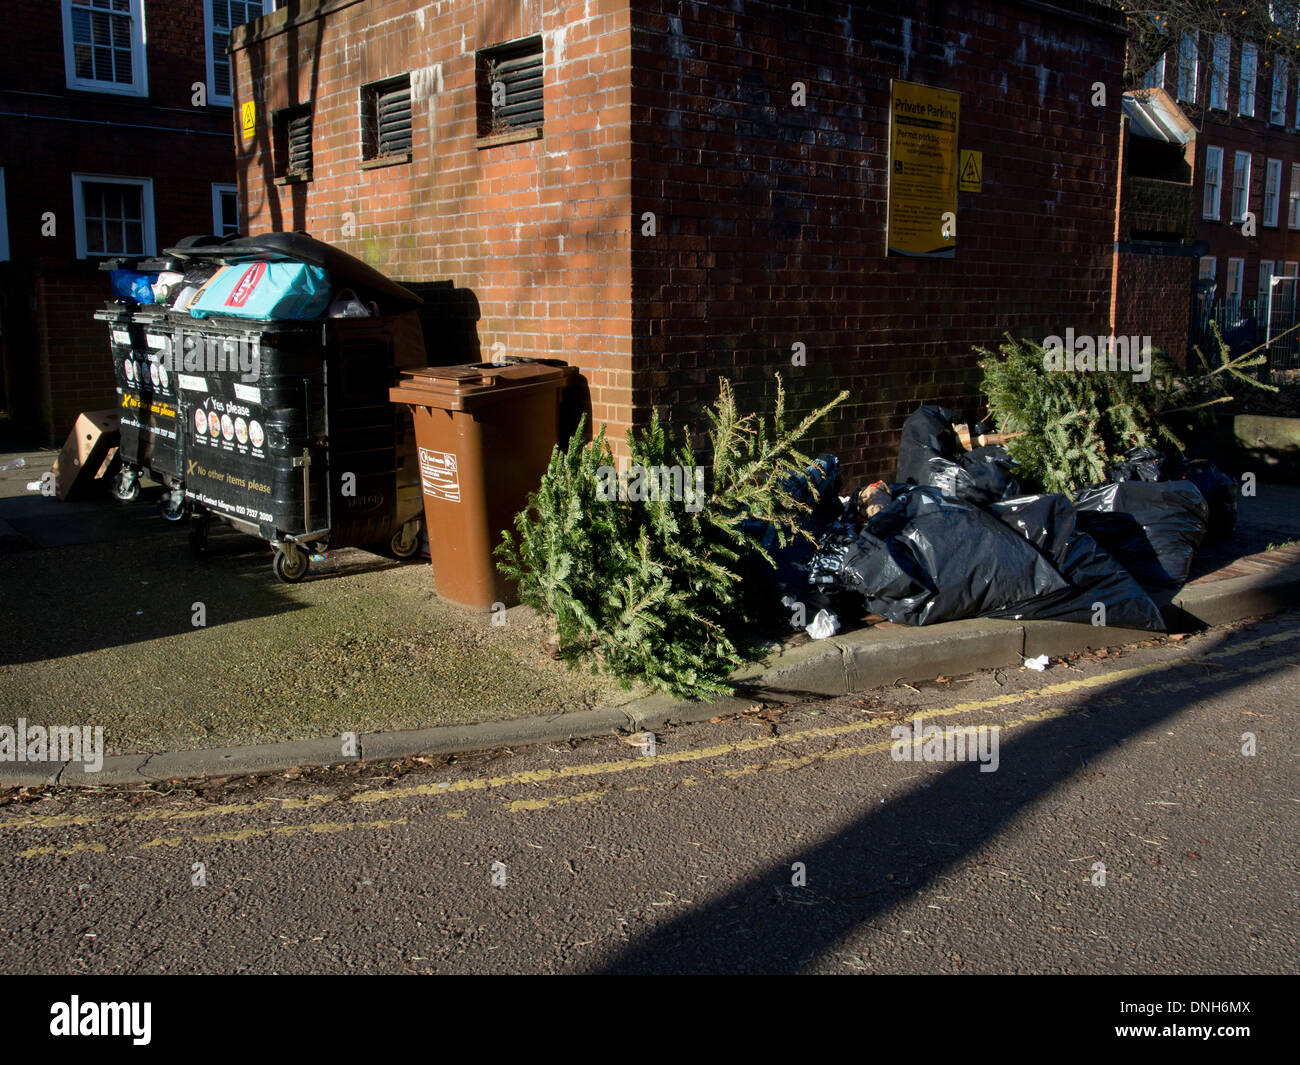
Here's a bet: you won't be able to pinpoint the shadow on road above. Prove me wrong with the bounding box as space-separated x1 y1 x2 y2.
593 622 1293 973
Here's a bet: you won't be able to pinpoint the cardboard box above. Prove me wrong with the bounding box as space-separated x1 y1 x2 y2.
53 410 121 500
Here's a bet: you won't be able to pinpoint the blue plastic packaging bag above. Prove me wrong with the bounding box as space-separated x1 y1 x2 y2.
110 269 157 305
189 261 331 320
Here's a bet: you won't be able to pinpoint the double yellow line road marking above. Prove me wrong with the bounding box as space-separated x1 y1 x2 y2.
6 629 1296 858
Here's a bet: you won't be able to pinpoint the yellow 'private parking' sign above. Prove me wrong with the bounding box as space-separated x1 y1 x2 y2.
886 80 960 258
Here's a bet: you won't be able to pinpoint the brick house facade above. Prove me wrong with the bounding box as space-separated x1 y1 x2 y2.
0 1 273 445
1139 24 1300 353
231 0 1129 482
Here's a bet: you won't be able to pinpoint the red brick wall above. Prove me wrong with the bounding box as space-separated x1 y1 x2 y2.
232 0 636 446
233 0 1126 479
628 0 1128 484
35 271 119 434
1111 251 1195 366
1 1 238 441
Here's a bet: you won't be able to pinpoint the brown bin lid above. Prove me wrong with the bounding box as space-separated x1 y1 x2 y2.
390 360 574 412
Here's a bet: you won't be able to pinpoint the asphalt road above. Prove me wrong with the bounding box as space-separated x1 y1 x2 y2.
1 612 1297 975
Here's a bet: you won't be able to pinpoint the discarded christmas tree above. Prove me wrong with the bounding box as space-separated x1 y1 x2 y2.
977 326 1277 495
496 375 847 700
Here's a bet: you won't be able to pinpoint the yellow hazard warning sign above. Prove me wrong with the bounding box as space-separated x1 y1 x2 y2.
959 149 982 192
241 100 256 140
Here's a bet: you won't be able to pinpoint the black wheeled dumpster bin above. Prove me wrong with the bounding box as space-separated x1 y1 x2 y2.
94 234 264 518
100 232 432 582
93 302 186 511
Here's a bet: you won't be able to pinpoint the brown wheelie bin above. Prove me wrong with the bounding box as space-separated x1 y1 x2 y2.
390 358 575 609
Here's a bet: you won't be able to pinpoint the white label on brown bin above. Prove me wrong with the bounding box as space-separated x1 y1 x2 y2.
419 447 460 502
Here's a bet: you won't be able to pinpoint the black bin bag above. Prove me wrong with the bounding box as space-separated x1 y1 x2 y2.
897 404 1019 506
745 454 846 614
785 452 847 526
806 486 1168 631
1109 445 1234 543
810 487 1067 625
1182 459 1237 541
988 493 1077 566
986 493 1166 630
987 531 1166 630
1073 480 1208 588
897 405 965 485
1109 445 1182 484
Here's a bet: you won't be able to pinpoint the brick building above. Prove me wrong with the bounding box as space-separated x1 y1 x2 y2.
1110 87 1198 366
1137 19 1300 359
0 1 275 445
230 0 1131 481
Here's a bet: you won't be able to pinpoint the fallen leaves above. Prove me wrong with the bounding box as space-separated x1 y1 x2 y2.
740 704 785 736
708 703 785 734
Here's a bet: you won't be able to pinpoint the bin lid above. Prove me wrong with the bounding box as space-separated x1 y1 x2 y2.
162 232 422 308
390 361 574 412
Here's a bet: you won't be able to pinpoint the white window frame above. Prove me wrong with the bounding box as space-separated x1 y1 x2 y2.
1281 261 1300 319
71 174 156 259
0 169 8 262
204 1 273 107
1203 145 1224 221
211 182 239 235
1210 34 1230 109
1272 56 1290 125
1178 31 1199 103
1240 42 1258 117
1227 258 1245 310
1259 260 1276 327
1265 158 1283 226
1291 164 1300 228
1232 150 1253 222
1143 53 1167 91
61 0 148 98
1199 256 1217 282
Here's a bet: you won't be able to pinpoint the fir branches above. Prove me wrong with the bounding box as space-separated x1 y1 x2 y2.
977 329 1276 495
495 375 847 700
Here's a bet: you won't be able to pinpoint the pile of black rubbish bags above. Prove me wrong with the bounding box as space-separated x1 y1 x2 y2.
770 405 1238 632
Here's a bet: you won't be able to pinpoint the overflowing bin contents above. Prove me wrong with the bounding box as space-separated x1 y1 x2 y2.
95 232 429 581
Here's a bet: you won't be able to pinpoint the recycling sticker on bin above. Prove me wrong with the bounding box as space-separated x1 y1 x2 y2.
419 447 461 503
190 396 267 462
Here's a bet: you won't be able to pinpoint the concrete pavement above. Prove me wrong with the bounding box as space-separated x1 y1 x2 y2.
2 446 1299 786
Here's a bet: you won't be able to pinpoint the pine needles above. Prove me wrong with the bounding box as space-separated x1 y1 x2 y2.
977 329 1275 495
495 375 847 699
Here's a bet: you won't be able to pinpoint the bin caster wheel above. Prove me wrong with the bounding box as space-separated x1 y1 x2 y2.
159 490 190 522
111 467 140 503
273 545 309 583
390 519 422 560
